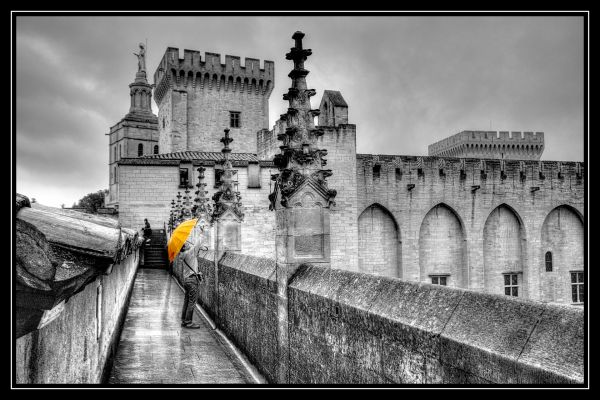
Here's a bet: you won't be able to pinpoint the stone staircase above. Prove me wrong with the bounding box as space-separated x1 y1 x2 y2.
141 229 168 269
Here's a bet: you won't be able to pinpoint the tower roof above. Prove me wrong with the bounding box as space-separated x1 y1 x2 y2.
322 90 348 107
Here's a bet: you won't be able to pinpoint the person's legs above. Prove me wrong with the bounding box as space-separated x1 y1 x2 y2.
181 281 191 325
182 277 198 325
182 277 200 328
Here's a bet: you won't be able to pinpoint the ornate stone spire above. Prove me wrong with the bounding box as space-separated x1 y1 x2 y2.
211 129 244 222
193 166 212 219
269 31 336 210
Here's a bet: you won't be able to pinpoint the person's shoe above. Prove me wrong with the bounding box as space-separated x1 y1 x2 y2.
184 323 202 329
181 321 191 327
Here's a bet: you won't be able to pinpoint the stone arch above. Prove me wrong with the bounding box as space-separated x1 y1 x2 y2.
228 76 234 91
220 75 225 90
178 70 185 86
483 204 526 297
196 72 202 87
244 77 250 93
419 203 467 288
358 203 401 278
187 70 194 87
236 76 242 92
540 205 584 304
251 78 257 94
204 73 210 89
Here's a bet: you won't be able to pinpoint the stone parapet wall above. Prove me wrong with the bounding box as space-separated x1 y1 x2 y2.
182 252 584 384
15 248 139 384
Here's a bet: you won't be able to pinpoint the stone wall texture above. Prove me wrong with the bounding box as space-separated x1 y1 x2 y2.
177 252 583 384
118 162 277 259
153 48 274 155
15 250 139 384
355 155 584 305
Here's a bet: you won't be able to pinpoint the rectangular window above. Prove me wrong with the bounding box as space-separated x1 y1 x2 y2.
504 273 519 297
395 167 402 181
230 111 241 128
571 271 584 304
179 168 189 187
431 276 447 286
373 164 381 180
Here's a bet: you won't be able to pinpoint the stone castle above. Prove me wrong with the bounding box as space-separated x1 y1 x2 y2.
107 32 584 306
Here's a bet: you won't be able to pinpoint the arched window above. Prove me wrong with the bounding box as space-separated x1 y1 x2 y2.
545 251 553 272
138 143 143 157
154 145 159 154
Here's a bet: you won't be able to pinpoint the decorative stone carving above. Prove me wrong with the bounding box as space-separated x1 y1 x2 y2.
269 31 337 211
212 129 244 222
193 166 213 219
134 42 146 72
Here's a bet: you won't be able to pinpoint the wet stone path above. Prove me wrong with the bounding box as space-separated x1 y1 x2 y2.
109 268 253 384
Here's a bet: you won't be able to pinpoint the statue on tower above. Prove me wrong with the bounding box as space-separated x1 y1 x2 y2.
133 42 146 72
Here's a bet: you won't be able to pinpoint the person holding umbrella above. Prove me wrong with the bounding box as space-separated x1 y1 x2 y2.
179 242 204 328
168 218 207 329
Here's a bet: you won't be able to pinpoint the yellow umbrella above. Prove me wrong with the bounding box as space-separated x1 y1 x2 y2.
167 218 198 262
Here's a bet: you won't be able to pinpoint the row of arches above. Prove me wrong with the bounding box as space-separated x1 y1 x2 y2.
170 69 272 95
358 203 583 304
437 143 543 157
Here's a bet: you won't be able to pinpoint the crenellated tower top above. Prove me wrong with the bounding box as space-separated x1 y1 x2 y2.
153 47 275 105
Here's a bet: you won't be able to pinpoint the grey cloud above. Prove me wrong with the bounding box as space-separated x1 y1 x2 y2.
15 15 584 207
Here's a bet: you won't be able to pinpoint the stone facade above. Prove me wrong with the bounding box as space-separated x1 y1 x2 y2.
117 158 277 260
355 155 584 304
111 37 584 307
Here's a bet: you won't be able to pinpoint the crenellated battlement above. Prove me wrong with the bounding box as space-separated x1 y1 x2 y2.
153 47 275 105
428 130 545 160
357 154 583 185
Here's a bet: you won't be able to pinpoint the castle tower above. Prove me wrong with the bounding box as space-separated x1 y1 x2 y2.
106 45 159 209
428 130 545 160
153 48 275 154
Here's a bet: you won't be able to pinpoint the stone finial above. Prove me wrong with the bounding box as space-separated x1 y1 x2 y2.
269 31 336 210
212 128 244 222
193 166 213 219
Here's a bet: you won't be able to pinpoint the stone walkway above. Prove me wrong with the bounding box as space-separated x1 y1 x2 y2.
108 268 254 384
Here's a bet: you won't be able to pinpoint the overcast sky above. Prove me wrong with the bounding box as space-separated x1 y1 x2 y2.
15 15 584 207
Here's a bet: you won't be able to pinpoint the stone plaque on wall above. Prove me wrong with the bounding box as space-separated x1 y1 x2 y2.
294 207 323 234
294 234 324 257
221 221 241 251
